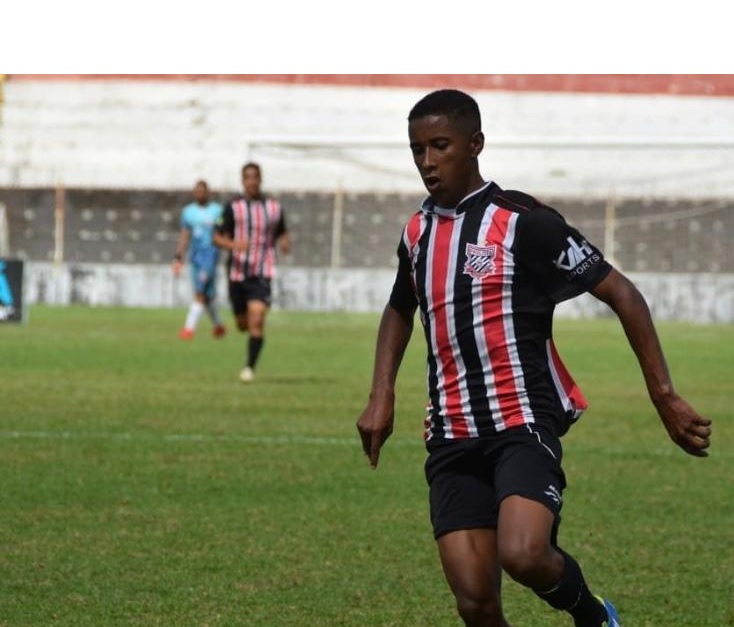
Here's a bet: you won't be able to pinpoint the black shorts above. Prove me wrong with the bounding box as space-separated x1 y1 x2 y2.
424 424 566 539
228 277 272 314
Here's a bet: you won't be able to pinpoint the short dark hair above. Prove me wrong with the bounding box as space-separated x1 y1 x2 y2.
408 89 481 133
241 162 261 176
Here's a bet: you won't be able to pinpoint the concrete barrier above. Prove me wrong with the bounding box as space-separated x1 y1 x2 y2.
22 262 733 324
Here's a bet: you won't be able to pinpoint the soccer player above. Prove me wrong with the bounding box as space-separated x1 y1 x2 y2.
172 179 226 340
356 89 712 627
213 162 290 383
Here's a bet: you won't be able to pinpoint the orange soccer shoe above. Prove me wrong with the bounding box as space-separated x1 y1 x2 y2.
178 328 195 340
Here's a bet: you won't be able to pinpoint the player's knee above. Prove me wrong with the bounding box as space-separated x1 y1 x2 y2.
236 319 248 332
498 537 550 585
455 592 503 627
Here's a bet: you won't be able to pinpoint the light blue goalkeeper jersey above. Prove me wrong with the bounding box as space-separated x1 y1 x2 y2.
180 201 223 270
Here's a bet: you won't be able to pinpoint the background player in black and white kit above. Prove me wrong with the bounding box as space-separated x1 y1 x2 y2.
214 162 290 383
356 90 712 627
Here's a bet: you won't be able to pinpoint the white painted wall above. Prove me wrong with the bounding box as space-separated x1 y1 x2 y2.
21 262 734 324
2 79 734 198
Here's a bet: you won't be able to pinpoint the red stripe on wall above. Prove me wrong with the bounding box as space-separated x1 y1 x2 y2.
7 74 734 97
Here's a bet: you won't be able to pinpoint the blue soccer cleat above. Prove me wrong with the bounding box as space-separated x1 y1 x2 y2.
595 595 622 627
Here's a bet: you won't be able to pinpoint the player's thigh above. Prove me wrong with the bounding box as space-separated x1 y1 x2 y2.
438 528 503 602
425 441 498 539
228 282 249 330
246 299 268 333
228 281 247 314
494 429 565 562
191 264 213 295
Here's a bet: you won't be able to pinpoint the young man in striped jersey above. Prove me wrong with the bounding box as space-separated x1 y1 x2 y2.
356 90 712 627
214 162 290 383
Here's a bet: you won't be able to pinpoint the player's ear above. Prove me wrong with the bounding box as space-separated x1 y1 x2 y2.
470 131 485 158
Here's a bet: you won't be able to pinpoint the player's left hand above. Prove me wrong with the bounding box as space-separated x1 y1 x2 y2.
655 393 712 457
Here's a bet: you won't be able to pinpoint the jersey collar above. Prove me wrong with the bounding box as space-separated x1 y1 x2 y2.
421 181 497 218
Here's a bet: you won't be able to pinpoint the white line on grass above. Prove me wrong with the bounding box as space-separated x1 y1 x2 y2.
0 430 422 447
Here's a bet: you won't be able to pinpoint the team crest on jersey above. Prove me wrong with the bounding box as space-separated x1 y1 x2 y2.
463 243 497 279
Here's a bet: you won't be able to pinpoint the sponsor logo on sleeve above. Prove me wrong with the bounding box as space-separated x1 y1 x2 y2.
554 236 601 279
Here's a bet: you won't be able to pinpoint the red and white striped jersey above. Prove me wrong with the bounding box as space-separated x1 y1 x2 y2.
217 196 287 281
389 182 612 441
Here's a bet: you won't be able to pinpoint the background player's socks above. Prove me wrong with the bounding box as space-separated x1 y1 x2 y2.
185 301 204 331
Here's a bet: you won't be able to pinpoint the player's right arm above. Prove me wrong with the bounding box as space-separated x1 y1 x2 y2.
213 202 248 252
172 225 191 277
356 239 418 469
356 303 416 469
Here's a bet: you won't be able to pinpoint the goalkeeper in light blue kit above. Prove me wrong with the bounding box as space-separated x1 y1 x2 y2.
172 180 226 339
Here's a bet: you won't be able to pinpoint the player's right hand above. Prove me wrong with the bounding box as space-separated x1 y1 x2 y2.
356 392 395 469
232 238 249 253
172 260 183 277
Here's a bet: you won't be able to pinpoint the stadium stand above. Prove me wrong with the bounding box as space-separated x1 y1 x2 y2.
1 187 731 274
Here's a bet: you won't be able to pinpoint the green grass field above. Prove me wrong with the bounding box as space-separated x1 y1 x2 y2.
1 306 732 627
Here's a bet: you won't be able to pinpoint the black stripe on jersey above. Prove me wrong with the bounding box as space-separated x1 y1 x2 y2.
452 206 497 438
242 200 252 277
258 201 271 277
509 279 566 433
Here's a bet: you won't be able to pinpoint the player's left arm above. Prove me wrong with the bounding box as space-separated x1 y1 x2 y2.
277 232 291 255
274 210 290 254
591 268 712 457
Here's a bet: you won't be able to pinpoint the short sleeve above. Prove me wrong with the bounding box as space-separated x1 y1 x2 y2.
388 235 418 312
274 207 287 239
514 206 612 303
216 203 235 238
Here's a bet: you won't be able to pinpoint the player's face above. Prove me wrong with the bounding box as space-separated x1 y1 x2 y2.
409 114 484 207
193 182 209 205
242 167 262 198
